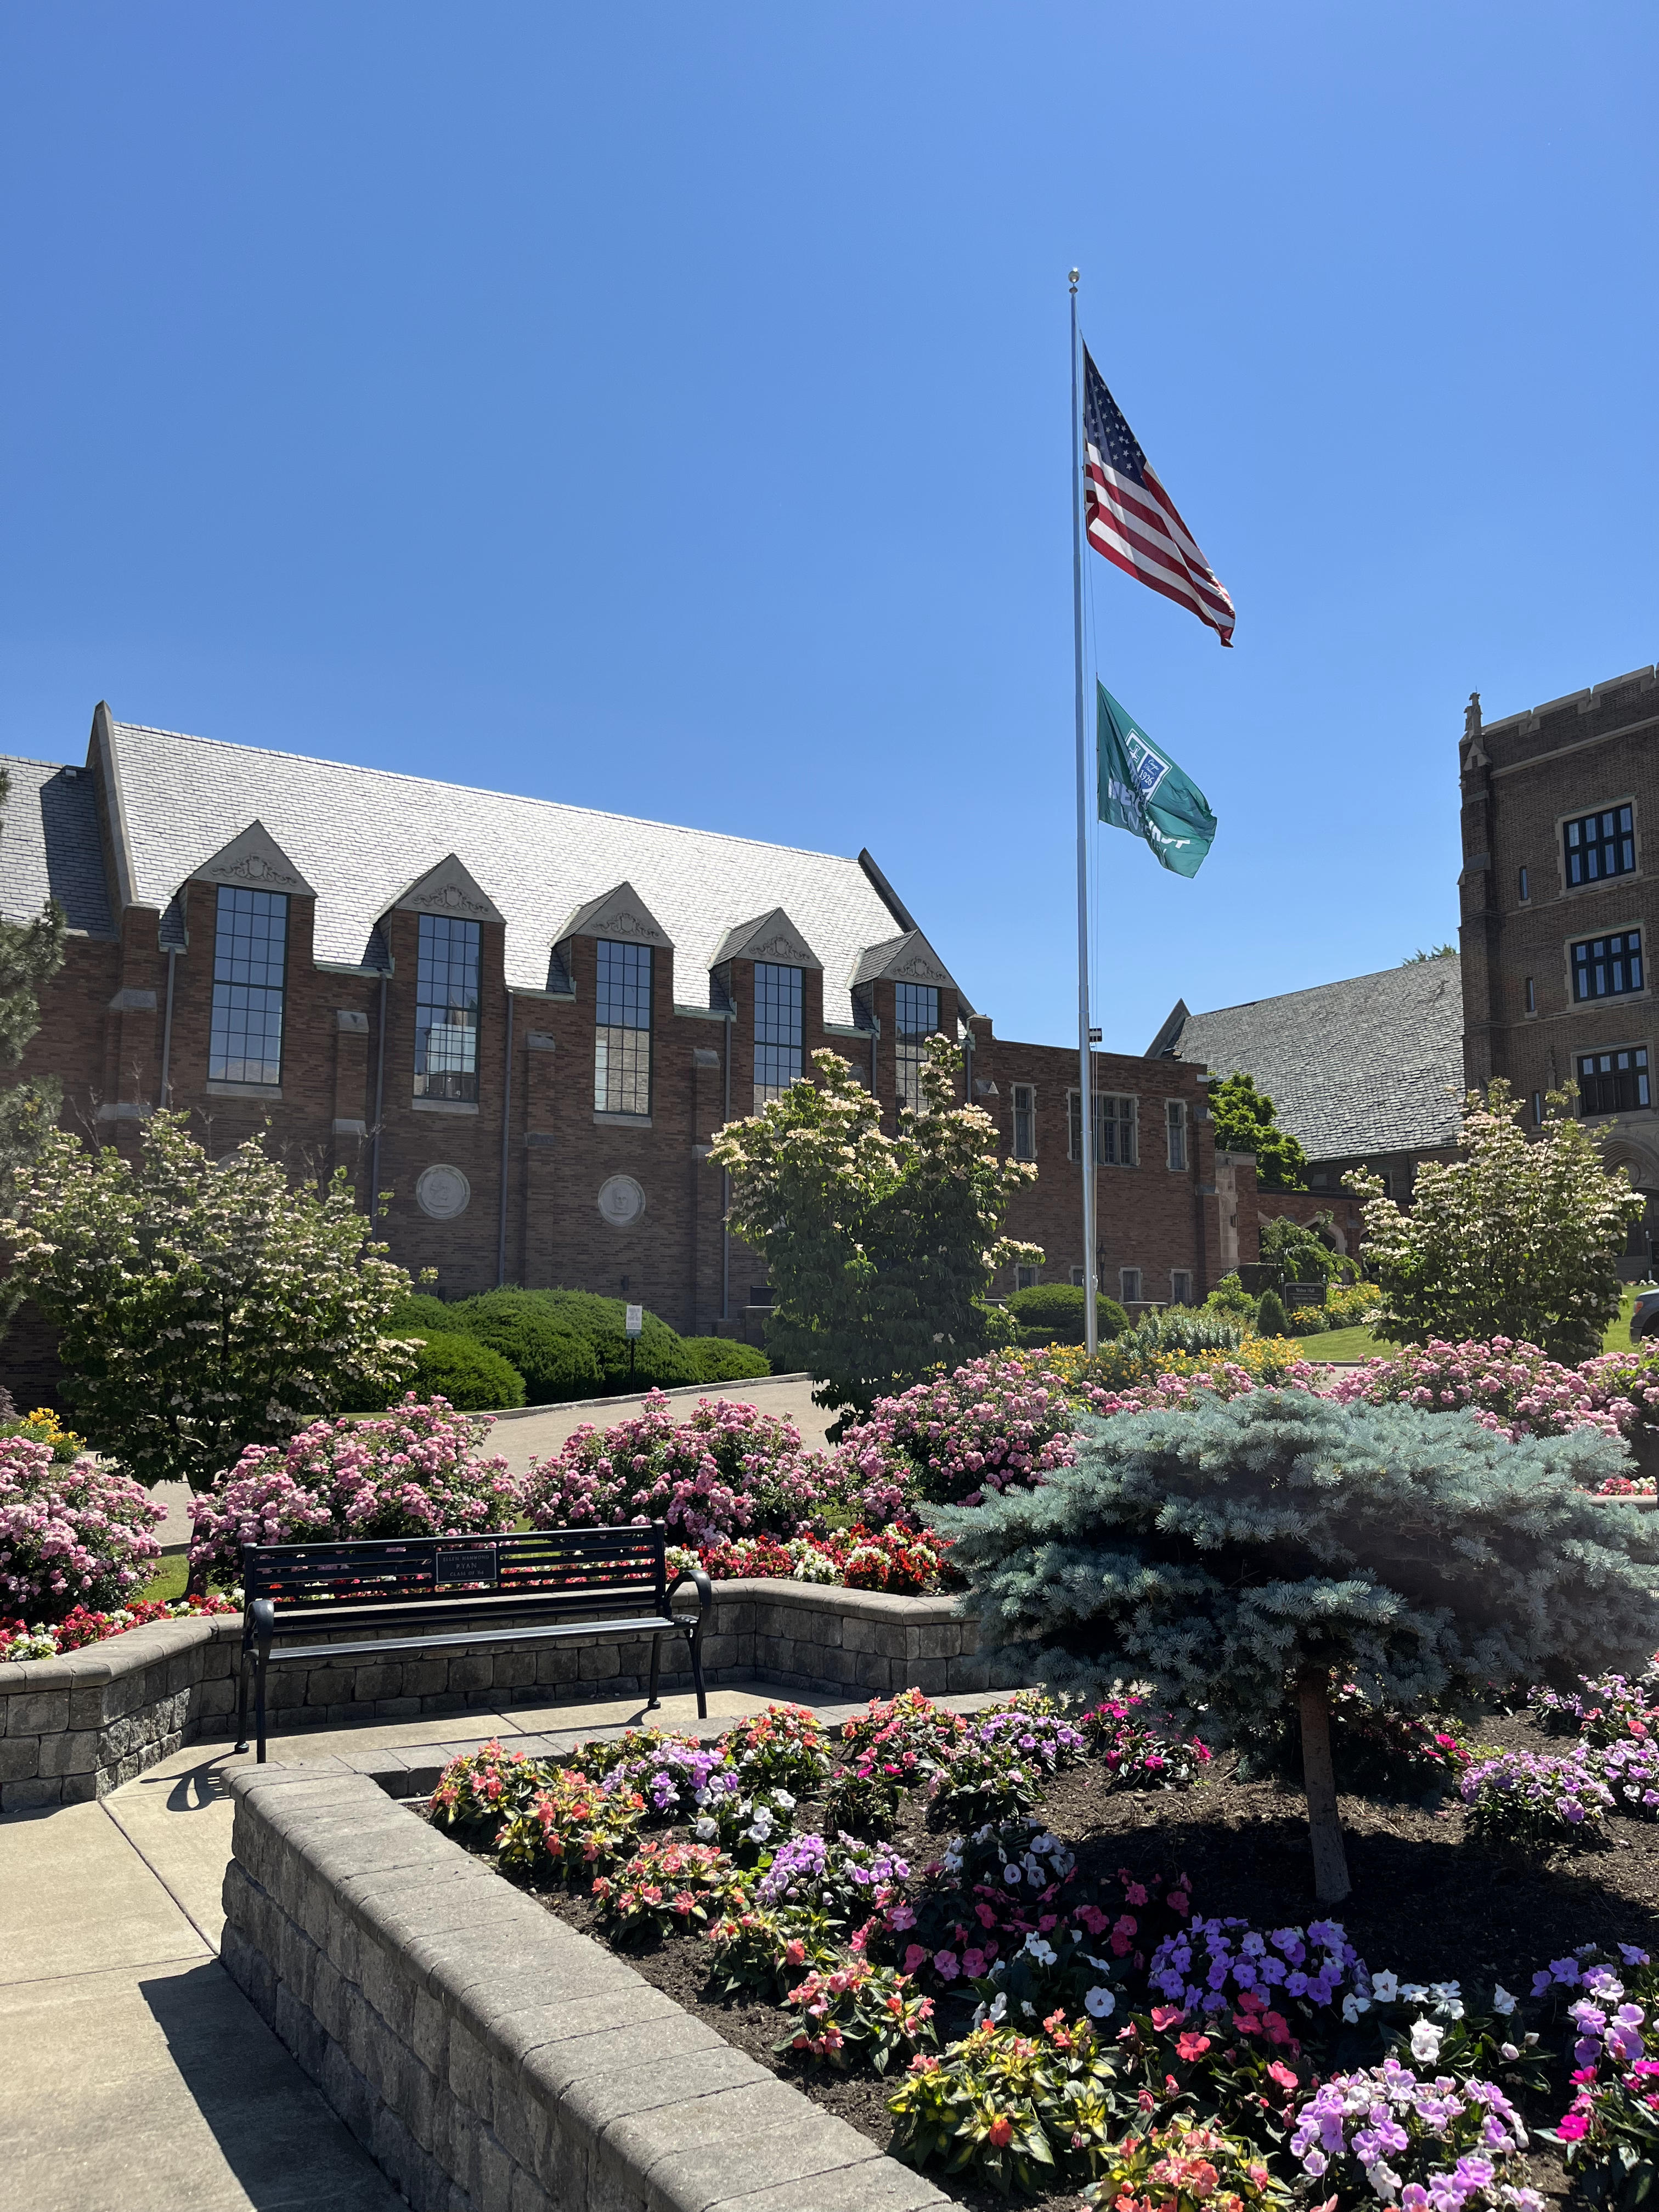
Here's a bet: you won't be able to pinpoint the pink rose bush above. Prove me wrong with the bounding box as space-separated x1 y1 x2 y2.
529 1391 848 1544
0 1436 163 1621
188 1396 526 1584
1331 1338 1657 1448
832 1354 1096 1511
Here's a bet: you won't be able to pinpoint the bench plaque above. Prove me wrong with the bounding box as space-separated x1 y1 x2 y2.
434 1544 499 1589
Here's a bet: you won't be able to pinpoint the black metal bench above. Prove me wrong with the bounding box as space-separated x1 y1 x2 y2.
235 1523 712 1762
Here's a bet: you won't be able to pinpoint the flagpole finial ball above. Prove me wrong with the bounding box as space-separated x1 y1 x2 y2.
1068 267 1080 290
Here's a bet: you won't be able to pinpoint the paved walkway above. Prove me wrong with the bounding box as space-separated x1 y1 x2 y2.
0 1681 814 2211
150 1372 834 1544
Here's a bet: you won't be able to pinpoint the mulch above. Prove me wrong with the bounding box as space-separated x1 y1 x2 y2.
451 1706 1659 2210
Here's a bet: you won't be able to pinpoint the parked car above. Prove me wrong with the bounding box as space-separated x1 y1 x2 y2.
1632 1287 1659 1342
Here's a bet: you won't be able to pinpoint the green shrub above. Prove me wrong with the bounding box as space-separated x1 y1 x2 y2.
1200 1272 1257 1324
451 1290 601 1402
410 1332 525 1410
682 1336 772 1384
515 1289 699 1392
1256 1287 1289 1336
388 1293 456 1335
1005 1283 1129 1345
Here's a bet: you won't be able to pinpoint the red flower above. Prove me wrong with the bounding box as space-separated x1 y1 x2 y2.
1176 2033 1211 2062
987 2115 1013 2148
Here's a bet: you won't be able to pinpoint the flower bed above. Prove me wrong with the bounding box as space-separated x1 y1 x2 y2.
433 1685 1659 2210
0 1435 165 1620
0 1591 238 1664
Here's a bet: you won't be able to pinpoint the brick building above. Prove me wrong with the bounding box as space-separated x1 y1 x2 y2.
1147 958 1465 1253
1458 663 1659 1274
0 706 1248 1361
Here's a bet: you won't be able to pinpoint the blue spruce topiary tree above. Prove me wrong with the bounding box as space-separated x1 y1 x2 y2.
931 1390 1659 1902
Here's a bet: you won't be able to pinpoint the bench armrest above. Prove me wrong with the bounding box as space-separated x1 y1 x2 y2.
665 1564 713 1625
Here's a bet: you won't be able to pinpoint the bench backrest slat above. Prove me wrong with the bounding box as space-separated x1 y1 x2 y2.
242 1525 670 1615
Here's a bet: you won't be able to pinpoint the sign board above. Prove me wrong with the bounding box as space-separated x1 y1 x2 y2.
624 1304 644 1338
434 1544 499 1590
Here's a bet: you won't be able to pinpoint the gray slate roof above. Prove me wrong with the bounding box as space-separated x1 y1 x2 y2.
1155 957 1465 1161
6 721 928 1026
0 758 115 938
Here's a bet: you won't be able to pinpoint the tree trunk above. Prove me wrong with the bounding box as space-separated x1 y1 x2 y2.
1297 1668 1352 1903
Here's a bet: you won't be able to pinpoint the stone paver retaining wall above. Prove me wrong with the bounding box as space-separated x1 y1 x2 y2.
0 1581 1007 1812
222 1764 949 2212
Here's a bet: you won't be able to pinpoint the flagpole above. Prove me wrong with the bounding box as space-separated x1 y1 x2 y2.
1069 268 1098 1357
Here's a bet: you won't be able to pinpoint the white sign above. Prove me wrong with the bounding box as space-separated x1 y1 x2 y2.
624 1304 644 1338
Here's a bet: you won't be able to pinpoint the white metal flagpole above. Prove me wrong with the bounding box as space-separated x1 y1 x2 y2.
1069 268 1098 1356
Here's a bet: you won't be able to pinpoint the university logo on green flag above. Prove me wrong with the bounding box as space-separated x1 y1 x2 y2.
1096 681 1217 878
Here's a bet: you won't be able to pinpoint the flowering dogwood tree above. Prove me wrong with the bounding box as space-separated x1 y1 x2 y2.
1347 1080 1646 1362
710 1038 1039 1426
2 1114 416 1492
932 1389 1659 1903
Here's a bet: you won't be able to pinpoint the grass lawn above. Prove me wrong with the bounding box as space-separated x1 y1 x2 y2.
1295 1288 1645 1364
134 1548 190 1605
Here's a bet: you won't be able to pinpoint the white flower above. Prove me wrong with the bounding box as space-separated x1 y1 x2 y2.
1372 1971 1400 2004
1493 1985 1517 2016
1343 1993 1371 2023
1365 2161 1403 2201
1500 2041 1520 2062
1085 1985 1116 2018
693 1817 718 1841
1400 1982 1429 2004
1020 1936 1056 1966
1409 2019 1443 2064
774 1790 795 1810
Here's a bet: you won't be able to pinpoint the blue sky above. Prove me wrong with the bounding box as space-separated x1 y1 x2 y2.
2 5 1654 1052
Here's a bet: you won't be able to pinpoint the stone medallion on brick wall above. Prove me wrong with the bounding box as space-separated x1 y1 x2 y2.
416 1164 471 1219
597 1173 644 1228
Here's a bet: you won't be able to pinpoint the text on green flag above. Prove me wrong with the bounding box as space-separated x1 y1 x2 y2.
1096 681 1217 878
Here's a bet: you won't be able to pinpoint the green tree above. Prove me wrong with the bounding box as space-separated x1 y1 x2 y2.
0 765 67 1302
1346 1079 1645 1360
1 1113 416 1491
1258 1210 1353 1287
710 1036 1039 1426
933 1389 1659 1900
1207 1071 1308 1192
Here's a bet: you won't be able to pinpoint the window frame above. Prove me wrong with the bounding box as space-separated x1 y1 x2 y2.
893 981 941 1115
1170 1270 1193 1306
593 939 654 1118
208 884 288 1089
1518 865 1530 904
1069 1088 1137 1166
1165 1097 1187 1171
752 961 804 1112
1576 1044 1651 1119
413 912 483 1104
1010 1082 1036 1161
1571 927 1645 1004
1013 1263 1040 1293
1561 800 1638 891
1120 1267 1143 1305
1524 975 1536 1015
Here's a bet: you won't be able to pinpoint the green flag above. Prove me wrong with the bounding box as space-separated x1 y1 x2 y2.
1096 681 1217 878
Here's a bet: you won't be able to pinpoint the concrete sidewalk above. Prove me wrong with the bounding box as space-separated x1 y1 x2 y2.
0 1681 797 2211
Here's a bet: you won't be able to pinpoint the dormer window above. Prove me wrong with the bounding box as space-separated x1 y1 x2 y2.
894 983 940 1113
754 962 802 1110
209 887 287 1086
415 915 481 1102
595 940 652 1115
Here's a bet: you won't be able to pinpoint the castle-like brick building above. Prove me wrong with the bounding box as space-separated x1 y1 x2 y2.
0 706 1259 1357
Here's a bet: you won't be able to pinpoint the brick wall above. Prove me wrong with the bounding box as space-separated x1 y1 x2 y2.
1459 665 1659 1243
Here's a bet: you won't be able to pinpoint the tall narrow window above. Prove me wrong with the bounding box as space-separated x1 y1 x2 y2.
753 962 803 1110
1011 1083 1036 1160
209 886 287 1086
1519 865 1530 903
1069 1090 1138 1165
1573 930 1644 1001
1166 1098 1187 1170
414 915 481 1102
894 983 939 1114
1566 805 1636 886
1577 1047 1650 1116
1120 1268 1143 1305
1171 1270 1193 1306
1532 1091 1545 1126
1525 977 1536 1014
1014 1263 1040 1292
595 941 652 1115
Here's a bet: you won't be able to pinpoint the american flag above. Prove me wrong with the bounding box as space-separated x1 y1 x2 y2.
1082 346 1235 647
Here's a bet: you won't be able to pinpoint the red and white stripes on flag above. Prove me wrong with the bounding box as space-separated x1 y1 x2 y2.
1081 345 1235 647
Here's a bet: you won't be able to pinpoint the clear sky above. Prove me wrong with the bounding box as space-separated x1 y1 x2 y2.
2 5 1654 1053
